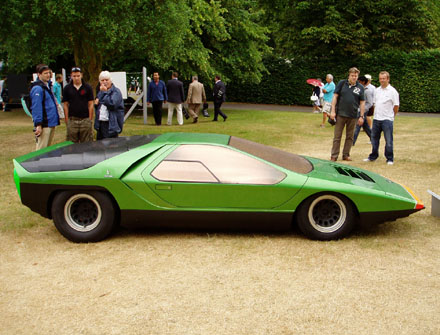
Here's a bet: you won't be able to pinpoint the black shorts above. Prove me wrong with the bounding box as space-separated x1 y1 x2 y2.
367 106 374 116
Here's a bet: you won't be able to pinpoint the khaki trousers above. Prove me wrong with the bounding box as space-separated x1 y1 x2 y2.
35 127 56 151
67 117 93 143
188 103 201 119
331 116 357 160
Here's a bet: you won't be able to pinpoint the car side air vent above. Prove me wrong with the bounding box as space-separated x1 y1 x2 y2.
334 166 375 183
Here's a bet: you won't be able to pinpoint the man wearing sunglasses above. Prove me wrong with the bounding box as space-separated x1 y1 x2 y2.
62 67 94 142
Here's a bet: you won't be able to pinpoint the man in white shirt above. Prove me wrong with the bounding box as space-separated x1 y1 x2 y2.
364 71 399 165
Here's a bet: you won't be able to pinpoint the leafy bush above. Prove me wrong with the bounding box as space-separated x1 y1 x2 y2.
227 49 440 113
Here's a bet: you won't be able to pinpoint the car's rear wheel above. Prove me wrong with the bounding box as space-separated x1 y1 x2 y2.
52 191 116 242
296 193 355 240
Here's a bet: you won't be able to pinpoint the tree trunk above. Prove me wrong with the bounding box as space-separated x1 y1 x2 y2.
73 37 102 94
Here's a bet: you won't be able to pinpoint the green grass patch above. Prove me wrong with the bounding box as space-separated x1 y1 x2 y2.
1 107 439 234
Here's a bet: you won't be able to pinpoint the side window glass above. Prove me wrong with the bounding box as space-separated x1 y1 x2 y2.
154 145 286 185
151 160 218 183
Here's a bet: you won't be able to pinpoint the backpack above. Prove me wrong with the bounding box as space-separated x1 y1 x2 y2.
21 81 45 118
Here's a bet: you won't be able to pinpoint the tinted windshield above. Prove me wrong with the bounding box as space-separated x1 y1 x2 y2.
228 136 313 174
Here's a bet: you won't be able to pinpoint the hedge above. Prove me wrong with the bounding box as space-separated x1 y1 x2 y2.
226 49 440 113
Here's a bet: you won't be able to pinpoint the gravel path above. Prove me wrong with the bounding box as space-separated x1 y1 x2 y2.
220 102 440 117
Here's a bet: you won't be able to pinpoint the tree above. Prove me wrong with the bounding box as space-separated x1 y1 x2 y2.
259 0 440 58
0 0 270 88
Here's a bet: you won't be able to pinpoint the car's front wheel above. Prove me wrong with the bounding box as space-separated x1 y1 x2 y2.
296 193 356 240
52 191 116 242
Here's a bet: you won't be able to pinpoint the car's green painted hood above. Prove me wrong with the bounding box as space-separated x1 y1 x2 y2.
305 156 416 204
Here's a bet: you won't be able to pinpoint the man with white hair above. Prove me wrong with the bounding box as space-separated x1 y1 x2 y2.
94 71 125 139
321 74 335 127
62 67 94 142
186 75 206 123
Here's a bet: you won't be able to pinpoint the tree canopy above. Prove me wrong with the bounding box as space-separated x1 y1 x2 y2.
259 0 440 58
1 0 440 87
0 0 269 86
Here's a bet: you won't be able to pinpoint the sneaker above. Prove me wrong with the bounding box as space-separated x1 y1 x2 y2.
363 158 373 162
342 156 352 161
387 161 394 165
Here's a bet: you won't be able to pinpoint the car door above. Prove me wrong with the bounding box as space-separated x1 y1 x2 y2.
141 144 307 209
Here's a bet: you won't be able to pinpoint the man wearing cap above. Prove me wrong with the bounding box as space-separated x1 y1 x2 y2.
329 67 365 161
30 64 60 150
62 67 94 142
364 71 399 165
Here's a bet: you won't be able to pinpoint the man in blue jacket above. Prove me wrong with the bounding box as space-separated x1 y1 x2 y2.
31 64 60 150
147 72 168 125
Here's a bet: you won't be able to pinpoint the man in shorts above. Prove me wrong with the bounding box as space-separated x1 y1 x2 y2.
321 74 335 127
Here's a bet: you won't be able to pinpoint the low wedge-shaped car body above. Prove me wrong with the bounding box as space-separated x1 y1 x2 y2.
13 133 424 242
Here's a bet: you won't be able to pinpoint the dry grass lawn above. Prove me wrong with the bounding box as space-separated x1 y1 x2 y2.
0 108 439 335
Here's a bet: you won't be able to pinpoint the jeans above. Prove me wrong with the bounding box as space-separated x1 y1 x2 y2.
368 119 394 162
353 114 371 145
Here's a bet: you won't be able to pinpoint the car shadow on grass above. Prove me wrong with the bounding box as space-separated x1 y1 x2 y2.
110 225 307 241
108 222 405 242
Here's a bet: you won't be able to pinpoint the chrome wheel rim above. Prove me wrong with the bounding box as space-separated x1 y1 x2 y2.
308 195 346 233
64 194 102 232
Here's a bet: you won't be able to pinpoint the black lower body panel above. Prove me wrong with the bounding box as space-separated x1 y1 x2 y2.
121 210 293 231
20 183 109 219
359 208 421 224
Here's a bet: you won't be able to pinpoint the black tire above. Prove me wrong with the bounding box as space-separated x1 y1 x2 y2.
296 193 356 240
51 191 116 243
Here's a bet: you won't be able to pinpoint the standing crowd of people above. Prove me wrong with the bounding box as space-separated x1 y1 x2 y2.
147 72 227 125
313 67 399 165
30 64 124 150
28 63 399 164
29 64 227 151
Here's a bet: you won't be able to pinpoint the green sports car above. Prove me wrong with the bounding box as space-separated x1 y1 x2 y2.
13 133 424 242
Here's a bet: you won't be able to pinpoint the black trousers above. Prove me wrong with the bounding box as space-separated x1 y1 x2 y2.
97 121 118 140
214 101 227 120
152 101 163 125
